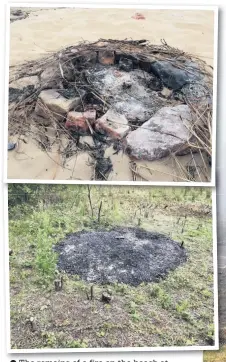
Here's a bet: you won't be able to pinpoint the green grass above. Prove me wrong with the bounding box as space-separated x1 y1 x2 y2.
8 185 213 349
204 346 226 362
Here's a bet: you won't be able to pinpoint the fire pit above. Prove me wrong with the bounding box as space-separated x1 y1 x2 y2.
54 227 187 286
8 39 213 180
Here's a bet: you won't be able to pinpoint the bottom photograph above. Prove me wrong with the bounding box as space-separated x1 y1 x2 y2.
7 185 216 350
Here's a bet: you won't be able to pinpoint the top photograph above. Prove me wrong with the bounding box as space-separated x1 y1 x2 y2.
6 5 217 184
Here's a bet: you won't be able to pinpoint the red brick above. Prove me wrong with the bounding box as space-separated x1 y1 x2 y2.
132 13 146 20
83 109 96 122
65 112 89 132
65 110 96 132
98 50 115 65
95 109 130 139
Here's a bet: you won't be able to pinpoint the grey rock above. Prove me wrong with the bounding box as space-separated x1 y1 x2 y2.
181 82 212 106
40 64 62 89
150 60 202 90
126 105 193 161
10 75 40 90
35 89 84 121
40 61 74 89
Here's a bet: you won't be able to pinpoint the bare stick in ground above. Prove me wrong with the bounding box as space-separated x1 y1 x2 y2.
54 276 63 291
28 317 37 332
97 200 103 223
87 185 94 218
85 285 94 300
60 275 64 289
90 285 94 300
181 216 187 234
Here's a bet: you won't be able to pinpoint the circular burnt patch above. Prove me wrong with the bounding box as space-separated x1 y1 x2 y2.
54 227 187 286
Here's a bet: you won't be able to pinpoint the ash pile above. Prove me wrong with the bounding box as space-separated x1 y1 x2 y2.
8 39 213 179
54 227 187 286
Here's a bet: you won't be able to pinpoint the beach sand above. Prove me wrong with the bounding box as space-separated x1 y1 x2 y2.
7 7 214 181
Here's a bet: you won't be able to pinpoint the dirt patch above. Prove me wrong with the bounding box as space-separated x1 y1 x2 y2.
54 227 187 286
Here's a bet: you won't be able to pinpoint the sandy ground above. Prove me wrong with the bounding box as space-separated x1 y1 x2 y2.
7 7 215 181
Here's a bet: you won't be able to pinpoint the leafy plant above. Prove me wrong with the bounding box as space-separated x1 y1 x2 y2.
66 339 88 348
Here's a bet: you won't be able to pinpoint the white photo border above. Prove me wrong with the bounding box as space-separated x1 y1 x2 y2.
4 3 219 187
4 183 219 353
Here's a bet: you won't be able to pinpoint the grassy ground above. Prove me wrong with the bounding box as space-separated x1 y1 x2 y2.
8 185 214 349
204 346 226 362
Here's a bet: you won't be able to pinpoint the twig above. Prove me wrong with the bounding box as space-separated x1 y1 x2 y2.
130 166 149 181
181 216 187 234
97 170 107 181
84 118 94 135
90 285 94 300
138 164 190 182
87 185 94 218
190 149 202 182
97 200 103 223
